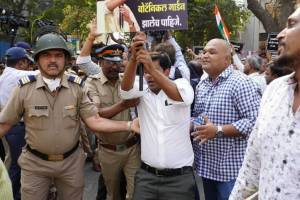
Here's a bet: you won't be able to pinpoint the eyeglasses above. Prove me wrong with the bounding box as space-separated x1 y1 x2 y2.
103 60 123 66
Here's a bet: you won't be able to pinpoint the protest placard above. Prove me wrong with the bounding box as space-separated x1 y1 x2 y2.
97 0 188 33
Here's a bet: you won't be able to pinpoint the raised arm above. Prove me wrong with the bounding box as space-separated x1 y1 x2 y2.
121 33 146 91
136 49 185 102
106 0 126 11
76 19 102 75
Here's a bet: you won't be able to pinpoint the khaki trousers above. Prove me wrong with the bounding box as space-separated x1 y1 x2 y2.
18 146 86 200
99 143 141 200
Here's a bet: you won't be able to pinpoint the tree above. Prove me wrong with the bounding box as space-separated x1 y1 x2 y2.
1 0 249 49
0 0 54 45
247 0 297 32
40 0 95 40
174 0 250 48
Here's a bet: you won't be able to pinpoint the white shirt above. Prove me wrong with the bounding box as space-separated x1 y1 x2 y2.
76 55 101 76
230 73 300 200
232 54 244 72
0 67 39 110
167 38 190 81
120 77 194 169
248 72 267 94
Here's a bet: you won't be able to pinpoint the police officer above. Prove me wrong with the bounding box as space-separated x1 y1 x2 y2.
0 47 38 200
0 33 139 200
86 44 140 200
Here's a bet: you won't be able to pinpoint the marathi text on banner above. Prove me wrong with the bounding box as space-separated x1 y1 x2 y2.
137 1 185 13
141 15 181 29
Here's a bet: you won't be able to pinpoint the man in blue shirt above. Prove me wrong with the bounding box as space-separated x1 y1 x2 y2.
191 39 261 200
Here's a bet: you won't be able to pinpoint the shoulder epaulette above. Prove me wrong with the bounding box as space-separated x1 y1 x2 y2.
68 75 84 86
89 73 101 79
18 75 36 87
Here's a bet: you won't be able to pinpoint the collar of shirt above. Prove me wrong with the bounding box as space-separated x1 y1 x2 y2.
98 71 121 87
248 72 260 77
202 65 233 86
2 66 16 73
35 73 69 89
286 72 296 85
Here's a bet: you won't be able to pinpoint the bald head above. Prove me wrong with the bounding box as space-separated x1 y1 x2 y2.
207 39 231 56
202 38 232 80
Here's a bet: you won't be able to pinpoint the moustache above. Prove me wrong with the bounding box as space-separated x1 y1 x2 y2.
109 69 120 73
47 63 58 68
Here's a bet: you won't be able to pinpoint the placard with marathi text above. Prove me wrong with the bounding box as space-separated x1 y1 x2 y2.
97 0 188 33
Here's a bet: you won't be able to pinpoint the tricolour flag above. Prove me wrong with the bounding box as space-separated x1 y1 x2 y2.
214 4 230 42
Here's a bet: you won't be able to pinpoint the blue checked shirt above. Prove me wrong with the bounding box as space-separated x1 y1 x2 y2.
192 66 261 182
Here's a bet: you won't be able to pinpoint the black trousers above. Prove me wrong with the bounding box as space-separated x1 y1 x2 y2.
0 139 5 161
133 168 196 200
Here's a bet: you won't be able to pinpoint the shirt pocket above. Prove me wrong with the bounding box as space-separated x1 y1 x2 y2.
162 105 182 125
63 106 78 120
99 94 114 107
28 106 49 130
63 106 79 129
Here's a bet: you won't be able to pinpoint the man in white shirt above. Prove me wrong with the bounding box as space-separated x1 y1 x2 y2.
120 35 196 200
0 47 39 199
0 47 39 110
230 7 300 200
244 55 267 94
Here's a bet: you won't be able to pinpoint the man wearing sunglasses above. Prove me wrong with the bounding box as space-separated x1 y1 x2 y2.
85 44 140 200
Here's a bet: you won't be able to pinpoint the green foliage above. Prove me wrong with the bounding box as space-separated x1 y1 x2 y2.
60 4 95 42
0 0 46 42
1 0 249 49
33 0 95 42
175 0 250 48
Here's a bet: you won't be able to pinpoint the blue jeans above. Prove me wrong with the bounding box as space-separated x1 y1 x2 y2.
202 177 235 200
5 122 26 200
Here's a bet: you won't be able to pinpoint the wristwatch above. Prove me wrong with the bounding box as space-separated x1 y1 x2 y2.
216 125 224 138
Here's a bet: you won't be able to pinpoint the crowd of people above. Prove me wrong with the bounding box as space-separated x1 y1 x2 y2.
0 5 299 200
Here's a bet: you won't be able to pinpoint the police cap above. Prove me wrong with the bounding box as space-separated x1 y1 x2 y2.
94 44 124 62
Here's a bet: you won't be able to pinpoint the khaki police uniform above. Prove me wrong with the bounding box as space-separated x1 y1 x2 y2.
87 71 140 200
0 73 98 200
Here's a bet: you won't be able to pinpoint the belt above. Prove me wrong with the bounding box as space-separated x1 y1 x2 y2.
100 136 139 152
26 142 79 161
141 162 193 177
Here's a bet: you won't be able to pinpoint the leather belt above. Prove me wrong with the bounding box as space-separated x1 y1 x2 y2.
26 142 79 161
141 162 193 177
100 136 139 152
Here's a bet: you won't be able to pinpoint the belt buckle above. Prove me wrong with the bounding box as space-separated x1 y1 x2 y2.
155 169 164 177
116 144 127 151
48 154 64 161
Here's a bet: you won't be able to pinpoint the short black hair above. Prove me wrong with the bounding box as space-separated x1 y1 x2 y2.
6 58 24 68
154 42 176 66
268 62 293 77
150 51 172 70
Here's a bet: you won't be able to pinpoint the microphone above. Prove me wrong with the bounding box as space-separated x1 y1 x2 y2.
138 63 144 91
137 43 149 91
119 4 124 30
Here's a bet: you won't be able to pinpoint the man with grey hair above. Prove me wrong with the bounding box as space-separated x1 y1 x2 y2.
244 55 267 94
